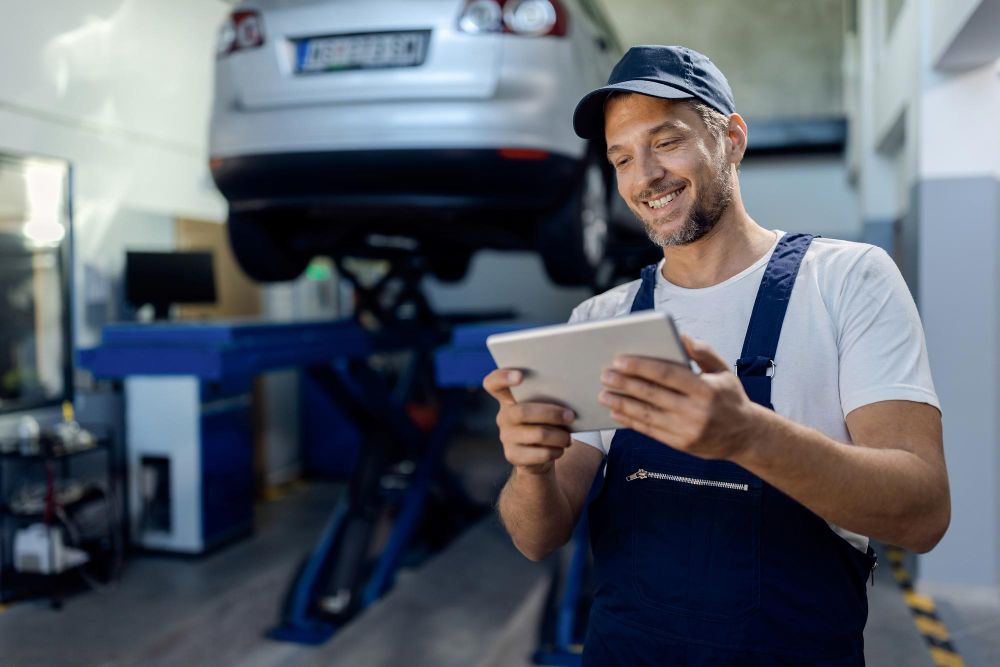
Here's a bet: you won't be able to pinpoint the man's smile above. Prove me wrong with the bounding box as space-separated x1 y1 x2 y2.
645 185 687 211
644 185 686 211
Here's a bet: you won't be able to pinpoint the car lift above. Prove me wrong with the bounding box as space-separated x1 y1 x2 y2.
275 255 597 654
269 254 506 644
435 323 598 667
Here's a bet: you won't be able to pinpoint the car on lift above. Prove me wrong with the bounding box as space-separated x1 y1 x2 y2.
209 0 644 286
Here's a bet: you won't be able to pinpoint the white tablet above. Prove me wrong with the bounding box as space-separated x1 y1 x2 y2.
486 311 691 432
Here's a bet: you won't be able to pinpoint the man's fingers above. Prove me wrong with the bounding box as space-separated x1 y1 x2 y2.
599 391 660 426
511 443 567 468
507 424 573 449
600 369 684 411
482 368 524 406
510 403 575 426
610 409 677 446
611 355 704 395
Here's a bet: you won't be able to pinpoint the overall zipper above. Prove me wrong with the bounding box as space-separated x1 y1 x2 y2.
625 467 749 492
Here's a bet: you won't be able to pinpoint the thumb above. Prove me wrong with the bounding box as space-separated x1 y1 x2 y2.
681 335 730 374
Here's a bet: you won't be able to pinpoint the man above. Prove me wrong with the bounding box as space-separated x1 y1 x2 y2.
483 46 950 665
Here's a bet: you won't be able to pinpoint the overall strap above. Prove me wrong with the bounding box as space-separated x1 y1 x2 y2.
736 233 814 404
629 263 659 313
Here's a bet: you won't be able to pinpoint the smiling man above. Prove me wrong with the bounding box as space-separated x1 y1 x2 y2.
483 46 950 665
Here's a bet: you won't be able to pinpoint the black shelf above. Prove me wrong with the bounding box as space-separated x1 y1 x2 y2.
0 440 109 462
0 425 122 606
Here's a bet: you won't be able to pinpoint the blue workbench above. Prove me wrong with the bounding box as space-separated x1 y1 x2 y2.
78 318 374 554
80 318 372 379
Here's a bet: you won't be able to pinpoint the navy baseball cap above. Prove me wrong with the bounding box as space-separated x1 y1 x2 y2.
573 45 736 140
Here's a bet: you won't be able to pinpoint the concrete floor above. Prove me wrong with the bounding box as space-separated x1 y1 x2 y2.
921 581 1000 666
1 425 995 666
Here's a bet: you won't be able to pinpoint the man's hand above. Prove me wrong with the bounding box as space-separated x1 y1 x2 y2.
598 335 757 460
483 368 576 475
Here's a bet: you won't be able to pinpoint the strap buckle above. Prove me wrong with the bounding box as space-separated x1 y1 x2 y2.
733 357 778 378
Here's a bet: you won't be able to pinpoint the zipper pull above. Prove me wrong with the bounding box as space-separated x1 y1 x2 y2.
626 468 648 481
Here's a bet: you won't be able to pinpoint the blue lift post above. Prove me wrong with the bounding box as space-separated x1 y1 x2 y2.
264 256 513 645
270 349 471 644
434 322 597 667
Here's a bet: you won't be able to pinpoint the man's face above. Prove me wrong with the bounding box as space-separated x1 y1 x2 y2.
604 94 734 247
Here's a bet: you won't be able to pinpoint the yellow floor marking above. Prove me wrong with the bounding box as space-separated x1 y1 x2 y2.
914 615 950 641
263 485 285 502
929 646 966 667
886 547 964 667
262 479 307 503
905 591 937 613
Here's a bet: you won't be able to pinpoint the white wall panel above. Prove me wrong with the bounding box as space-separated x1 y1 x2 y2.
739 156 861 240
0 0 229 221
919 60 1000 181
0 0 232 345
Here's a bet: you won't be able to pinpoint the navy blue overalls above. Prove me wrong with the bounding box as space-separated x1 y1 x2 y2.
582 233 878 666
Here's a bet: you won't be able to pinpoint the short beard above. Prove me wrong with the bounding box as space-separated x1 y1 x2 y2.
641 158 734 248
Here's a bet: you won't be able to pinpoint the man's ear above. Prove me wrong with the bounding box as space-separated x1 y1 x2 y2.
726 113 748 166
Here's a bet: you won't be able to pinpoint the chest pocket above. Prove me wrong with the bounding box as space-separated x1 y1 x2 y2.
628 445 762 621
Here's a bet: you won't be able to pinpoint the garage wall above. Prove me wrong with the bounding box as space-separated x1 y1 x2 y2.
740 155 861 241
0 0 231 346
596 0 845 120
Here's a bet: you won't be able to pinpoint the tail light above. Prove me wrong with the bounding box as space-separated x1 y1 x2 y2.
217 10 265 58
498 148 550 160
458 0 567 37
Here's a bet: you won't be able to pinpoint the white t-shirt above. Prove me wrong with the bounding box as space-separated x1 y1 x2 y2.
569 230 940 552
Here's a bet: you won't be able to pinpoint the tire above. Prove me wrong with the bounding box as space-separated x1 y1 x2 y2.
536 150 612 288
427 250 473 283
227 210 312 283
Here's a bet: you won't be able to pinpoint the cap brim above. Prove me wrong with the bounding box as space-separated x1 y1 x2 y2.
572 80 694 140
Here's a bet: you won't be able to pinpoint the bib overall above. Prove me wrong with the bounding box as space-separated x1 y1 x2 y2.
582 233 877 666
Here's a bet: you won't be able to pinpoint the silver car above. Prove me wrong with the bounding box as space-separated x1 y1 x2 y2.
210 0 633 285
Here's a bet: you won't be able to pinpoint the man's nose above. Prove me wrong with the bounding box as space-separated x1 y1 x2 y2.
635 152 666 190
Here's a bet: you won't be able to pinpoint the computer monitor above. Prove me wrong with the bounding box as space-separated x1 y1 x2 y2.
125 251 217 320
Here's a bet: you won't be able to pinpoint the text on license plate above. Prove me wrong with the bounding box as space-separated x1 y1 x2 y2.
295 31 430 74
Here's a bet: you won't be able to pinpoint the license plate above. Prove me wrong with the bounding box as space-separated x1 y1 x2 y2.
294 30 430 74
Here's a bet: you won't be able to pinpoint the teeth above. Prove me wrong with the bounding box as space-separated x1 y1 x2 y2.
647 188 683 209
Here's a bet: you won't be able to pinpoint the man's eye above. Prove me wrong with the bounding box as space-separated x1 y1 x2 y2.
614 158 630 169
656 141 676 149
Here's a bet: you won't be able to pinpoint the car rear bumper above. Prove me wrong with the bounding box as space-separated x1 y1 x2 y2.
211 148 585 251
212 149 581 215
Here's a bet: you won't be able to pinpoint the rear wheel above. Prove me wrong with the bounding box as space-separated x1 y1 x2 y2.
536 151 612 287
427 250 473 283
227 210 312 283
